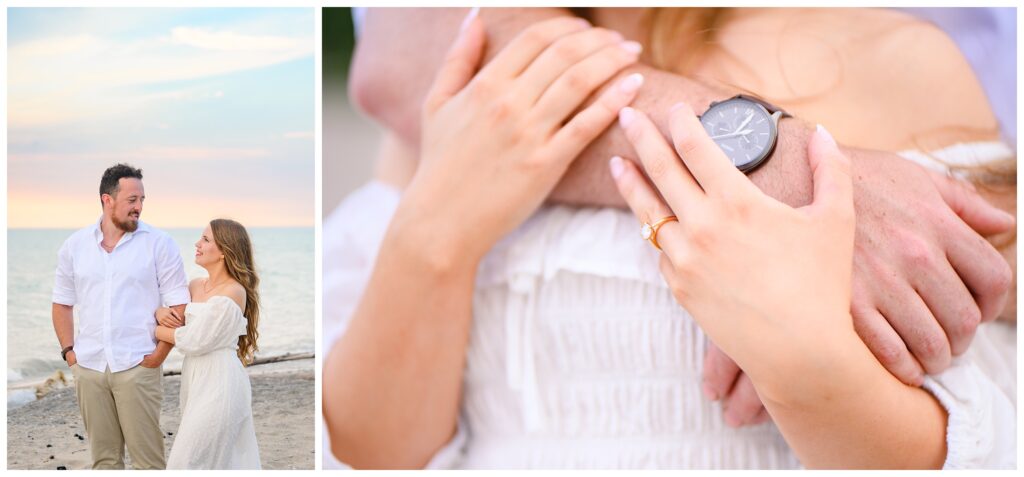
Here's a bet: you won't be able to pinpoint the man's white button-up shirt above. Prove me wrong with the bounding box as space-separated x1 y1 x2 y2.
53 219 190 373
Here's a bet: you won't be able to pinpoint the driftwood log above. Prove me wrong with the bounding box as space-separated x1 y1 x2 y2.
162 352 315 377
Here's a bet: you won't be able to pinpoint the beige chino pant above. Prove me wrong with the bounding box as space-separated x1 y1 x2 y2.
72 363 165 470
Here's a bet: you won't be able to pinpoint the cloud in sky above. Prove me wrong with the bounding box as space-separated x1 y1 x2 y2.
8 8 314 228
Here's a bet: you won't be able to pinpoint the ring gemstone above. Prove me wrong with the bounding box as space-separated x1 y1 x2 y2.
641 223 653 240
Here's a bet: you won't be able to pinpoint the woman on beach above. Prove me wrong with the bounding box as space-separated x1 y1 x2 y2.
323 8 1015 469
155 218 261 469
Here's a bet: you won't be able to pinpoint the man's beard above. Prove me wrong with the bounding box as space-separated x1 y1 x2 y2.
112 214 139 233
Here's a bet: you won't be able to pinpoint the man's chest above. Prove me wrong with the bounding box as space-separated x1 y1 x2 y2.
73 241 158 289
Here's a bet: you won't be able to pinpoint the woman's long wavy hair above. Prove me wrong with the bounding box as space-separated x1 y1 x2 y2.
210 218 260 365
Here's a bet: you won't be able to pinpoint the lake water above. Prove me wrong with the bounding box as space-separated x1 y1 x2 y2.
7 227 314 408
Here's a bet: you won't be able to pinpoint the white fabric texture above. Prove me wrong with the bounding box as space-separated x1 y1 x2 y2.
167 296 261 470
53 218 191 373
322 144 1015 469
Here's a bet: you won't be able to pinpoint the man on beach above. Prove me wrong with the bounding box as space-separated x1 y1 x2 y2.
51 163 190 470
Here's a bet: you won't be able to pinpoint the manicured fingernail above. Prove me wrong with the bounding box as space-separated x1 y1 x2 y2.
459 7 479 32
670 102 688 114
609 156 626 179
575 17 591 28
618 73 644 94
618 107 635 128
620 41 643 55
816 124 837 148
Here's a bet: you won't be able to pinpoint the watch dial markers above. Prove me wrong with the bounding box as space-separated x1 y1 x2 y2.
699 98 776 172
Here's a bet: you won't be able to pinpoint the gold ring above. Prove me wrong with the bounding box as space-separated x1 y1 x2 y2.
640 215 678 251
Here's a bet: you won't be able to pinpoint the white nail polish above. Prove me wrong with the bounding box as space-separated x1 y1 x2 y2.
618 73 644 93
619 107 635 128
459 7 479 32
620 41 643 55
609 156 626 179
816 124 837 148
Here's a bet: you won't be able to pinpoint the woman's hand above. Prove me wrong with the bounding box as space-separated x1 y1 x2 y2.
156 306 184 328
396 12 645 265
610 102 856 387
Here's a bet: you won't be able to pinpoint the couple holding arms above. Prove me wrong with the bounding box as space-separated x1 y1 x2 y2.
52 164 262 469
323 7 1016 469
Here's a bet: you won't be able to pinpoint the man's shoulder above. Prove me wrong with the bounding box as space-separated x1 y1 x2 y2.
137 222 176 245
61 224 97 248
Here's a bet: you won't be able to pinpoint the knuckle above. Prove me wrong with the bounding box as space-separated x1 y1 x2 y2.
724 199 754 222
957 307 982 338
552 41 584 62
872 340 904 368
898 235 936 269
673 133 701 159
986 259 1013 295
562 120 593 143
562 70 592 92
917 332 950 364
486 98 517 123
467 79 496 102
688 227 715 253
643 155 671 182
520 27 553 52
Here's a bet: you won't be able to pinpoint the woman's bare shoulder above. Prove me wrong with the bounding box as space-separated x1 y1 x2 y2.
222 281 247 312
188 278 204 297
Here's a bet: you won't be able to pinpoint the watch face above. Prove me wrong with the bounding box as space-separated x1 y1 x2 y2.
699 98 776 172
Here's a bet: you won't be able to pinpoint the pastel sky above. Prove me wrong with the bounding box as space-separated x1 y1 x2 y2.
7 8 314 228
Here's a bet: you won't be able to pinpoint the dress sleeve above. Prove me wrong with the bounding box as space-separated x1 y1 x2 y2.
174 297 246 356
52 238 76 305
922 358 1016 469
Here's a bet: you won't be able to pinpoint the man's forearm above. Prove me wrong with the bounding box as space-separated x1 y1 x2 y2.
52 303 75 348
150 340 173 361
548 64 817 208
148 304 185 361
352 8 816 209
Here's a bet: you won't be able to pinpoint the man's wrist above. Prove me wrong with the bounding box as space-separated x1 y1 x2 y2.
61 345 74 362
746 116 815 208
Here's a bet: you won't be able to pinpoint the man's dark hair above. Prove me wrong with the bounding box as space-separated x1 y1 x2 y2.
99 163 143 199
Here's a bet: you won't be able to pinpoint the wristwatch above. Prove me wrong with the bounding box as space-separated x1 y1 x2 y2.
698 94 790 173
61 345 74 362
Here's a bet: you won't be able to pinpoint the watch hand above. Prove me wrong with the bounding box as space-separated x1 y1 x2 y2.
710 129 754 140
735 111 755 133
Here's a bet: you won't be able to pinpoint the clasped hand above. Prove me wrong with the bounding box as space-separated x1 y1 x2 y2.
156 306 184 328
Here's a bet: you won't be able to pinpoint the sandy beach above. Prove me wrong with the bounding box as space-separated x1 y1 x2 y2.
7 358 314 470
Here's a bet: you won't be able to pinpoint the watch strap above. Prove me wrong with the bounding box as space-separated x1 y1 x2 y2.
61 345 74 362
734 93 791 119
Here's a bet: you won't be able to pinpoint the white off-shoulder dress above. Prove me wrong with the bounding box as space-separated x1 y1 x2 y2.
167 296 261 470
323 142 1016 469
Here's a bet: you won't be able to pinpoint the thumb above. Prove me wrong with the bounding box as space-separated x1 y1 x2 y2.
927 168 1015 236
802 124 853 217
423 7 486 114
